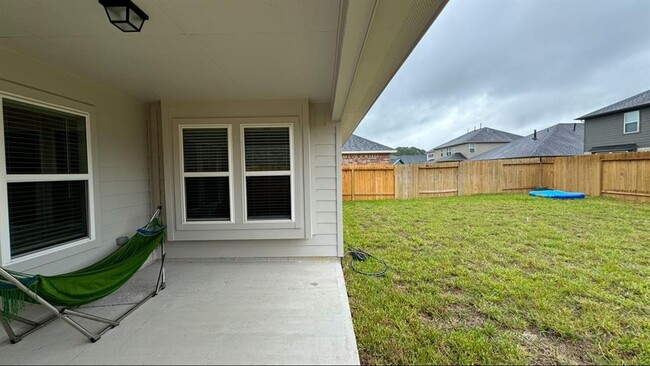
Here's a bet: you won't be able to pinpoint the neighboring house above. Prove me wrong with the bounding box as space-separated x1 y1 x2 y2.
427 127 522 161
343 134 397 165
390 155 428 165
436 152 468 162
472 123 584 160
0 0 447 275
577 89 650 153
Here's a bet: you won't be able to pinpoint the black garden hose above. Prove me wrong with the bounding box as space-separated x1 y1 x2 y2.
342 248 388 277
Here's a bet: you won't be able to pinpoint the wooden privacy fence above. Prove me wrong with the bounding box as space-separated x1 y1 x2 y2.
342 164 395 200
342 152 650 203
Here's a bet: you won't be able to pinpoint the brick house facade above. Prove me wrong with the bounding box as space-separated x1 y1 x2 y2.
342 134 396 165
342 152 392 165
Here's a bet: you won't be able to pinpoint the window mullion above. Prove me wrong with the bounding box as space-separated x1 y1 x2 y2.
5 174 90 182
183 171 230 178
245 170 291 177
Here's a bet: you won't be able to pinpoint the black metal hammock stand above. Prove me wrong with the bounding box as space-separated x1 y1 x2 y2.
0 206 167 344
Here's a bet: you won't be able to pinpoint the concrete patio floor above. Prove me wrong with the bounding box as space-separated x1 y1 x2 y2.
0 258 359 365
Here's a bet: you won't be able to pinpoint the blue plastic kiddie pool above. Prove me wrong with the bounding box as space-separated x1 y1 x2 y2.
529 189 585 199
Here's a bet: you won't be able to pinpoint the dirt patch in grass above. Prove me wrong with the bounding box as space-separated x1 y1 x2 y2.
443 286 466 297
420 303 487 330
520 328 592 365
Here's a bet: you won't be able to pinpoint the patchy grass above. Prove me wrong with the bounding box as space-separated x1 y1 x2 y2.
343 194 650 365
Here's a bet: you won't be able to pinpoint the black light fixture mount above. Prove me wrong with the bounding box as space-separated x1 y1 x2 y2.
99 0 149 32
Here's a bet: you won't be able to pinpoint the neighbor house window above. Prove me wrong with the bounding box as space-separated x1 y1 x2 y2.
1 96 91 260
446 147 452 156
623 110 639 134
469 143 476 153
181 126 232 222
242 126 293 221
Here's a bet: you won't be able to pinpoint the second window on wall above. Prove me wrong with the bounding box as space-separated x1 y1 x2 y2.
243 126 293 221
179 123 294 224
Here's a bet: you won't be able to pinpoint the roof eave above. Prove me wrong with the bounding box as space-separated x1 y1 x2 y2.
342 150 397 154
576 102 650 120
333 0 448 141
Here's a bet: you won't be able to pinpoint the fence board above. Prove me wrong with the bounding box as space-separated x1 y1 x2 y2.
342 165 395 201
600 152 650 202
417 164 459 197
343 152 650 202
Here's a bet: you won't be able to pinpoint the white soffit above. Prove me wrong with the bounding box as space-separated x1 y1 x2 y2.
0 0 340 102
334 0 448 140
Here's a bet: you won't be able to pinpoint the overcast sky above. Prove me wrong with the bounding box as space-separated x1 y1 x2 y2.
355 0 650 151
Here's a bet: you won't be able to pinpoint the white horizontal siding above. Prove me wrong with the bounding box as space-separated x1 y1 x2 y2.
0 47 150 272
162 102 341 258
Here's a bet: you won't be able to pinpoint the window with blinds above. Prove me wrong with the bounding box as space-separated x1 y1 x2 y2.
243 126 292 220
2 97 90 258
182 127 231 221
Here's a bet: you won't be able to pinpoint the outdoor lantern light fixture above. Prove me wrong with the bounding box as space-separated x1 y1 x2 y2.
99 0 149 32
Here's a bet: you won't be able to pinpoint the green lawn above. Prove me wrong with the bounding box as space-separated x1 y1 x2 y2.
343 194 650 365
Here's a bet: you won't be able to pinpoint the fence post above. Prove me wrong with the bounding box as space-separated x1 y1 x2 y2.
350 167 355 201
597 155 603 197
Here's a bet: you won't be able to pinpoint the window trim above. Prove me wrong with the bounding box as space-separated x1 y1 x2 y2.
623 110 640 134
241 123 295 223
178 124 234 225
168 114 307 240
446 147 452 156
469 143 476 153
0 92 95 266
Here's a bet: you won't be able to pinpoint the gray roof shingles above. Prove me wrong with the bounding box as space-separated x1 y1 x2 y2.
343 134 396 153
428 127 522 152
471 123 584 160
436 152 467 162
577 89 650 120
390 155 428 164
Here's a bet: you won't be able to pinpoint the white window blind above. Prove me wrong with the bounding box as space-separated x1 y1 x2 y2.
243 127 292 220
2 98 90 257
624 111 639 134
182 127 231 221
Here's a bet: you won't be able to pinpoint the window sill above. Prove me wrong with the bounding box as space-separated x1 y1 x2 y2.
171 226 307 241
2 237 100 271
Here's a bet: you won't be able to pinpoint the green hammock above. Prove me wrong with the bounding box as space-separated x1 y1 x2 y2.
0 218 166 321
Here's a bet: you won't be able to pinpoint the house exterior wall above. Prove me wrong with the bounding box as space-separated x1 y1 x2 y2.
0 47 150 273
429 142 508 161
584 107 650 152
155 101 341 258
342 153 391 165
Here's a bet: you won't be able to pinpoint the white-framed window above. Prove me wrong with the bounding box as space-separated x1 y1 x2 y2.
179 125 233 223
624 110 640 134
0 94 94 265
469 143 476 153
427 153 434 161
446 147 452 156
242 125 294 222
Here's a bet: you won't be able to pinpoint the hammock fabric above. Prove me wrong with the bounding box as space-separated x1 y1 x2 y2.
0 218 166 321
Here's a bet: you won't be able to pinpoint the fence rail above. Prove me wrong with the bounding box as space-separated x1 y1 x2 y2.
342 152 650 203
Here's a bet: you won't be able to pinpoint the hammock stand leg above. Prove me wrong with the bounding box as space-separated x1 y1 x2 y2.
0 266 98 343
0 252 166 344
95 252 167 339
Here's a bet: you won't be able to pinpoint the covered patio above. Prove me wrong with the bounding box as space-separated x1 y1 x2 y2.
0 258 358 365
0 1 447 363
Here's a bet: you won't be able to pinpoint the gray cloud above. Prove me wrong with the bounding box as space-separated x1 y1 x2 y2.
355 0 650 150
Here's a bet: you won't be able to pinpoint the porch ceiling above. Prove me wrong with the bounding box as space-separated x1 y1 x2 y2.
0 0 340 102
